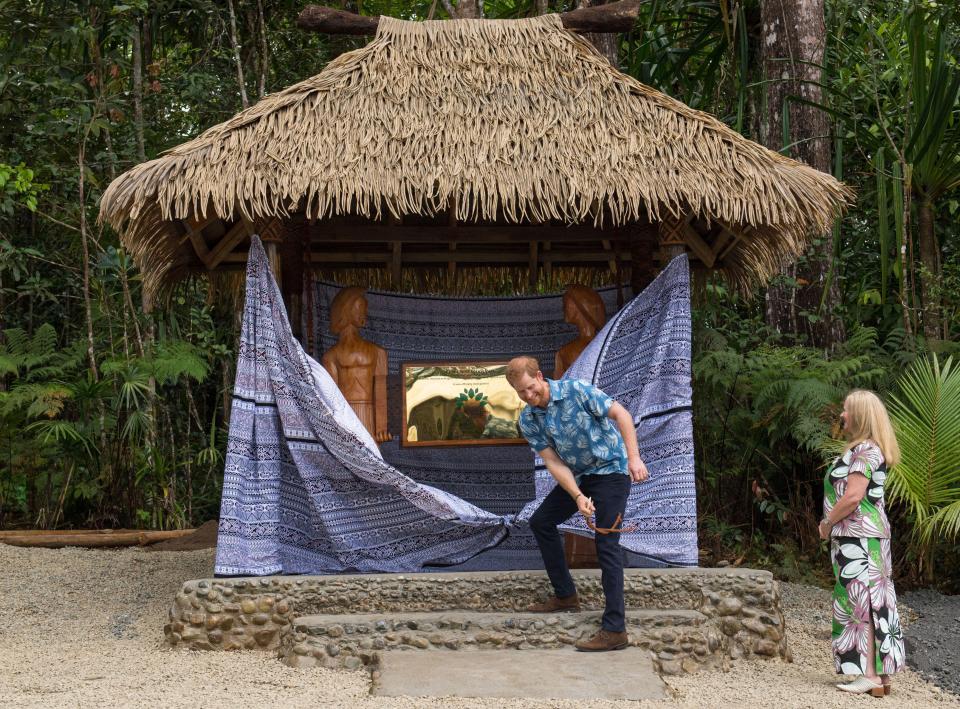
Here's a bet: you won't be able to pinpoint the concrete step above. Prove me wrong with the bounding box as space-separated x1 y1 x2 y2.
279 608 724 676
373 648 666 700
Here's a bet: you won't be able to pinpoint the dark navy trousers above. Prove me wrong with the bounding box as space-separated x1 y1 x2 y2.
528 472 632 632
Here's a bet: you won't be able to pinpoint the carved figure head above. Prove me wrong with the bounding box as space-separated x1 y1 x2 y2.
562 285 605 335
330 286 368 334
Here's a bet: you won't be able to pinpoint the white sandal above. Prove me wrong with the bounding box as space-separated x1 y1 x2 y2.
836 676 885 697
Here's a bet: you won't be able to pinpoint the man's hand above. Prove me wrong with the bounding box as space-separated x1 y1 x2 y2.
610 404 647 483
628 456 649 483
576 493 595 516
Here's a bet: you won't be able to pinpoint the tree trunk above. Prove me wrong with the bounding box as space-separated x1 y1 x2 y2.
916 198 940 340
131 23 147 162
578 0 618 66
78 142 98 381
256 0 269 99
759 0 844 348
452 0 481 18
226 0 250 109
143 285 157 465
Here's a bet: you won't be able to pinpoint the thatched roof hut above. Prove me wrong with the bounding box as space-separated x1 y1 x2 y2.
100 13 851 299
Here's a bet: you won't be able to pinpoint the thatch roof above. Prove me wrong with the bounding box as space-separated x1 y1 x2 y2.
100 14 851 295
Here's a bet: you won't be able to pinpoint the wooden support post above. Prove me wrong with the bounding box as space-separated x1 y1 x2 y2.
528 241 539 289
658 216 688 262
303 234 316 356
543 241 553 286
391 242 402 288
613 239 624 307
629 223 658 293
264 240 281 286
601 238 618 276
448 197 457 285
258 218 284 289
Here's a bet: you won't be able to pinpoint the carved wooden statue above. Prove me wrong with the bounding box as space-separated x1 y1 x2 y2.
554 285 606 378
322 287 391 443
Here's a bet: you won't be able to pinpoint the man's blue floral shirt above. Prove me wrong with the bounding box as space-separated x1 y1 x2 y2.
518 378 628 480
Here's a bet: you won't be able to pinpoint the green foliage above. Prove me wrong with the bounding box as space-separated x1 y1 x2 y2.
0 0 955 589
0 164 45 214
622 0 751 127
692 294 915 572
887 355 960 546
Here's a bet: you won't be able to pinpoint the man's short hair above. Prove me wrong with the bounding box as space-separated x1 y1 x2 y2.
506 356 540 385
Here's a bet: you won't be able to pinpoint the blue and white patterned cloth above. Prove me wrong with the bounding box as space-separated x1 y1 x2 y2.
214 237 698 574
516 253 698 566
518 379 629 480
214 237 508 575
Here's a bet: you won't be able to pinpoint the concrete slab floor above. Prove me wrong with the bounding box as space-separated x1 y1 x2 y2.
373 647 666 701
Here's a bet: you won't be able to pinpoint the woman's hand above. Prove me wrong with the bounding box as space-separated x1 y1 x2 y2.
818 519 831 540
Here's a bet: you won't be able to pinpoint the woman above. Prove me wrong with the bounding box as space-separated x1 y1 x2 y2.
819 390 905 696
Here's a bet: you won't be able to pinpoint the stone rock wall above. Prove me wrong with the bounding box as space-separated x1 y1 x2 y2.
165 568 789 673
166 579 293 650
279 609 726 674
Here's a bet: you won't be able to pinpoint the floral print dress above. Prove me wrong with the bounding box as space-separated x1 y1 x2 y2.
823 441 905 676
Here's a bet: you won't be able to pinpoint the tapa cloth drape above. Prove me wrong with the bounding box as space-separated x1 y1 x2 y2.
215 238 507 575
215 237 697 574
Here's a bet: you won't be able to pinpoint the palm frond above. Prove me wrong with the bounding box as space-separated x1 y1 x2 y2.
887 355 960 540
25 419 98 458
151 341 209 385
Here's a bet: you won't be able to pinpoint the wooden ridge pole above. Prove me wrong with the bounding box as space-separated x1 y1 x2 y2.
297 0 642 35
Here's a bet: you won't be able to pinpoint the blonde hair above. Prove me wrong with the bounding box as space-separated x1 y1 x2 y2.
506 356 540 385
843 389 901 467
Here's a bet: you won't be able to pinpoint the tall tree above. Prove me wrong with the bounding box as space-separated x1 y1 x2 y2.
901 9 960 341
760 0 844 348
226 0 251 108
579 0 618 66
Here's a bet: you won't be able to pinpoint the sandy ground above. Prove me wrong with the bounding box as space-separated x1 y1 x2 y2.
1 544 957 709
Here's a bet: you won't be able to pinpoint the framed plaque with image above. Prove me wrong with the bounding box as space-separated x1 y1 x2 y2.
400 361 526 447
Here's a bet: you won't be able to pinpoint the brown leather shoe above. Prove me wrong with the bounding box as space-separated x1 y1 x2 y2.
575 629 629 651
526 593 580 613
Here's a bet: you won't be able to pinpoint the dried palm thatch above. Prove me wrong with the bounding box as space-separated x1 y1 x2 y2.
312 265 621 296
100 14 852 296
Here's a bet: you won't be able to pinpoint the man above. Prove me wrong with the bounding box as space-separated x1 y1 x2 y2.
506 356 648 652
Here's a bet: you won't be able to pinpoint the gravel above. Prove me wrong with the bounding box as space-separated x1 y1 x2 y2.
1 543 957 708
902 589 960 696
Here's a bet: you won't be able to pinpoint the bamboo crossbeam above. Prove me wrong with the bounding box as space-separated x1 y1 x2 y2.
222 249 632 265
306 223 635 244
